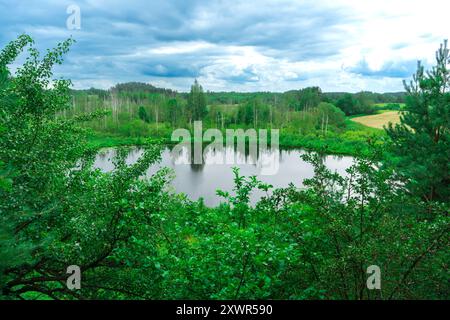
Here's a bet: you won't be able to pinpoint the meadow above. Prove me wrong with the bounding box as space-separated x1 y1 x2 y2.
351 111 401 129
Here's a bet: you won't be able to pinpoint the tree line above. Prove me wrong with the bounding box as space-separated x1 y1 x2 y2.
64 77 404 141
0 35 448 300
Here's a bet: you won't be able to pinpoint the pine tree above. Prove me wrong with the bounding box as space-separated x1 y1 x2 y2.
386 41 450 202
138 106 149 123
187 79 207 122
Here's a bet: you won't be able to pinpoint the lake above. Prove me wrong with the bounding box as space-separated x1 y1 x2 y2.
94 145 353 206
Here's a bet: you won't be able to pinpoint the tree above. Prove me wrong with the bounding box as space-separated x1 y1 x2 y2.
298 86 322 111
138 105 149 123
284 87 322 111
166 98 179 127
336 93 356 115
274 150 449 299
354 92 376 115
187 79 207 123
336 93 375 116
0 35 169 299
386 41 450 202
237 101 254 126
316 102 346 132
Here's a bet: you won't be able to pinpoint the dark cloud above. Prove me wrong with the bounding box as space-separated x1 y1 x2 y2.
348 59 419 78
141 64 200 78
218 67 260 83
0 0 435 92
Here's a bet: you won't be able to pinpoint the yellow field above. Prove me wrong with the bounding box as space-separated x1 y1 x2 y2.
351 111 401 129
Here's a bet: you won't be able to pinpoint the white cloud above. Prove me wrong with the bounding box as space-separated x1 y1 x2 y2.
146 41 215 55
1 0 449 92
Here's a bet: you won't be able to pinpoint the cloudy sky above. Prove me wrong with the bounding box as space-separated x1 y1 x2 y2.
0 0 448 92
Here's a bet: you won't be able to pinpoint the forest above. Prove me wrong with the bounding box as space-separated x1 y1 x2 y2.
0 34 448 300
69 79 405 155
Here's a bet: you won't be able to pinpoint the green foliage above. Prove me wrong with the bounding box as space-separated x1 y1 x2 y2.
138 106 150 123
187 79 207 122
111 81 176 96
236 99 268 126
0 35 168 299
317 102 346 128
65 80 390 155
284 87 322 111
374 103 404 111
268 150 449 299
386 41 450 202
336 93 376 116
1 35 447 301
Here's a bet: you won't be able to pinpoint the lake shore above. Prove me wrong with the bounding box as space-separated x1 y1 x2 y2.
87 119 385 156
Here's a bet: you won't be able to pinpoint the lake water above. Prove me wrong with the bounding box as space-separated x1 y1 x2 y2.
94 146 353 206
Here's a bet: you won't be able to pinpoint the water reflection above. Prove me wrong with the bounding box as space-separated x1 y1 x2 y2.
94 145 353 206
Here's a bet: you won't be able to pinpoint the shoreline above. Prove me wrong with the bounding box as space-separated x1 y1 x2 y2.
87 131 383 157
86 118 387 157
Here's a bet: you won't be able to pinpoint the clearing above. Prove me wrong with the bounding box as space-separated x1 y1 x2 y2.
351 111 401 129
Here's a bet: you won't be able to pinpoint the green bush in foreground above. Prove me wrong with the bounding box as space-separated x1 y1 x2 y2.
0 35 448 300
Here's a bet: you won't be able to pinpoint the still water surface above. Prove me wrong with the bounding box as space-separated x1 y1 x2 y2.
94 146 353 206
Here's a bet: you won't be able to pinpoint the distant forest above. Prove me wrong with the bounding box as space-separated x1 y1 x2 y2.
71 82 406 111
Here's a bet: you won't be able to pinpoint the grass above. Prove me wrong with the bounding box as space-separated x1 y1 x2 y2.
87 134 151 149
351 111 401 129
374 102 406 108
87 118 386 156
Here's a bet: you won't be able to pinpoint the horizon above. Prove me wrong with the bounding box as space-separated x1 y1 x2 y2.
71 80 408 95
0 1 448 93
